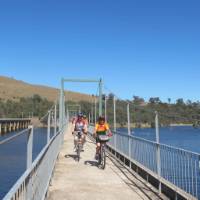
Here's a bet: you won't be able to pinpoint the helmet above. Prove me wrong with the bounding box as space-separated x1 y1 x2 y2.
98 116 105 122
78 113 83 117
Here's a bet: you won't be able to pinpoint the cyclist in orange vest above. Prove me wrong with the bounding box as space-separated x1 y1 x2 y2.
93 116 112 160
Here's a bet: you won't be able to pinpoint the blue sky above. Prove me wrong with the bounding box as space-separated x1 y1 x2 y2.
0 0 200 102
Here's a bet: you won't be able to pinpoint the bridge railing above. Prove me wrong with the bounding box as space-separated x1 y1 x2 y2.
2 105 66 200
88 126 200 200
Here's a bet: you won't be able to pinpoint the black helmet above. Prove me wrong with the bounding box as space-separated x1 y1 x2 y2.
98 116 105 122
78 113 83 118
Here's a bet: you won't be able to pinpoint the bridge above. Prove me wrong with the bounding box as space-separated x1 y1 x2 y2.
47 124 167 200
0 118 31 135
1 78 199 200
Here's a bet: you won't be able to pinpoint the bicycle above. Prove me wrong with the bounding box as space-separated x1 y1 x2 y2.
97 135 110 169
76 131 83 162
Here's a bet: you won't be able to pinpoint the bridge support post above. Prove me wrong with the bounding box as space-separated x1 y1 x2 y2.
113 96 116 132
113 96 117 155
47 111 51 144
4 123 7 133
9 122 12 132
0 123 1 135
91 100 94 124
54 104 57 136
155 111 161 194
104 95 107 121
99 78 103 116
127 103 131 167
27 125 33 169
88 113 91 124
59 78 64 131
94 97 97 124
13 122 16 131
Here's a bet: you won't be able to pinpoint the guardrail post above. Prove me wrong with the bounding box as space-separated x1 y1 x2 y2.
113 96 117 154
91 104 94 124
66 107 69 126
114 96 116 132
155 111 161 194
47 111 51 144
89 113 91 124
99 78 103 116
54 105 57 136
127 103 131 167
27 125 33 169
105 95 107 121
95 97 97 124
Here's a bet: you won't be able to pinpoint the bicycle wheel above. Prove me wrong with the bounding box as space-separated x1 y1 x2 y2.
101 146 106 169
77 144 80 162
98 152 101 166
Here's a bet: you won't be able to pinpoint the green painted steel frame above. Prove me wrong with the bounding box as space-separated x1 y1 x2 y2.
59 78 103 130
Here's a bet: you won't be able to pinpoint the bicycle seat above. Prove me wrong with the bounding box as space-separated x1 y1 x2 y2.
98 135 109 142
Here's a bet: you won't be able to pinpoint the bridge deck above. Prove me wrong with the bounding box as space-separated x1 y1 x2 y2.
48 125 168 200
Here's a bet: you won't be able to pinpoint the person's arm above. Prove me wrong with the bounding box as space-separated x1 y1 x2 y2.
83 124 88 134
106 123 112 136
72 122 76 135
93 124 98 138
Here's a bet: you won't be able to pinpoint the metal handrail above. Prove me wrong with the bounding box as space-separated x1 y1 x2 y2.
0 128 29 145
89 125 200 199
0 118 31 121
2 128 63 200
1 104 64 200
112 130 200 157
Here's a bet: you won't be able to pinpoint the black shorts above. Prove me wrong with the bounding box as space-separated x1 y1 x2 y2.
96 137 100 144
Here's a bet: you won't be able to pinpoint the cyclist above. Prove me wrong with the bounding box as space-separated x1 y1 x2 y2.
83 115 89 126
71 116 77 125
93 116 112 160
72 113 87 151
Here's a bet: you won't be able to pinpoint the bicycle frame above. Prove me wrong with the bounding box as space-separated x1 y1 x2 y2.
98 141 107 169
75 132 83 162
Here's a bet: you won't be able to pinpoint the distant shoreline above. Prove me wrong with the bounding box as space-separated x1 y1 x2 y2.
113 123 194 129
170 123 193 127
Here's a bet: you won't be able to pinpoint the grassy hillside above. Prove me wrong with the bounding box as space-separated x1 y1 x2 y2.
0 76 93 102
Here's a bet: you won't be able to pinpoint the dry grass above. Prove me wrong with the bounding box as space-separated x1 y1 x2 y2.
0 76 94 102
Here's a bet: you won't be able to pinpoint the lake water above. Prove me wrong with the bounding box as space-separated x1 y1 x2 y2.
119 126 200 153
0 127 53 199
0 126 200 199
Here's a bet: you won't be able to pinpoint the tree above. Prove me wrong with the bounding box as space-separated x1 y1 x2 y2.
133 96 145 105
186 100 192 105
149 97 161 104
176 98 184 106
108 93 114 100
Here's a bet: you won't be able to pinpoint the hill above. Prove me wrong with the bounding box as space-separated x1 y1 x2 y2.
0 76 93 102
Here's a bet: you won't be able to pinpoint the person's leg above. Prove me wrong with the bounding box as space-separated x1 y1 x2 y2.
80 134 85 151
96 142 100 154
74 135 78 151
83 133 87 144
95 142 101 160
81 134 85 145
